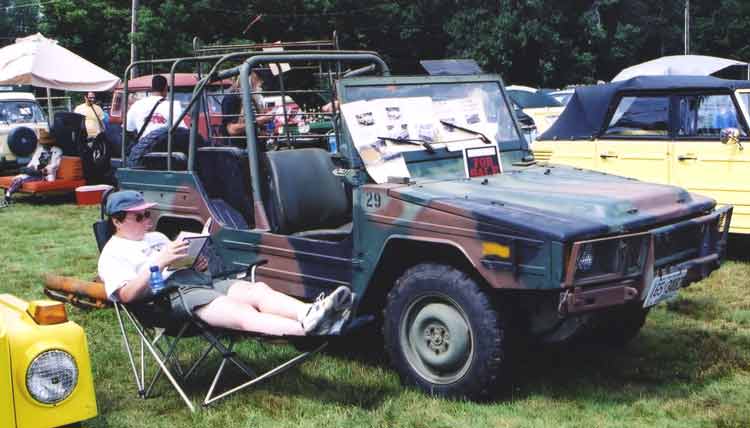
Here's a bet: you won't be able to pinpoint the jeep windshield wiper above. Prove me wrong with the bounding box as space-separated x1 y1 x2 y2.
439 120 491 144
377 136 435 153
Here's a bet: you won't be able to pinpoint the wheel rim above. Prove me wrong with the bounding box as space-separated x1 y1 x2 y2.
400 294 473 385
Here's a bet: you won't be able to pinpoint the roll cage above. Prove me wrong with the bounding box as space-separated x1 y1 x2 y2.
118 48 389 230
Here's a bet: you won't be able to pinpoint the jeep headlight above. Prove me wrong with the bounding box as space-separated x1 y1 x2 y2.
26 350 78 404
576 243 595 273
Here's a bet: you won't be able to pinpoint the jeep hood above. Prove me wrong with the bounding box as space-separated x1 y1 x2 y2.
388 164 715 241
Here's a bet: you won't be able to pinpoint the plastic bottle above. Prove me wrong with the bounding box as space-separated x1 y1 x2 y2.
149 265 165 295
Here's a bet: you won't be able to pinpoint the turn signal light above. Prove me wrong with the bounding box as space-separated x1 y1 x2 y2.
27 300 68 325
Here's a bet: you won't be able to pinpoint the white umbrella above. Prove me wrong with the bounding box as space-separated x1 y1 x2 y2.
612 55 748 82
0 33 120 119
0 33 119 91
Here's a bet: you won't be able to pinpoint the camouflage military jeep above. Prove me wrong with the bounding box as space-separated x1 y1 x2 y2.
114 51 732 399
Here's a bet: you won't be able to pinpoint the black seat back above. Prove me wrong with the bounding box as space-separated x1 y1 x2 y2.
93 187 116 252
197 146 254 228
264 148 349 235
52 112 87 156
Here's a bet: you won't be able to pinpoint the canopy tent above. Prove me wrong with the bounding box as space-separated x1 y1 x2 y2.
612 55 748 82
0 33 119 91
0 33 120 120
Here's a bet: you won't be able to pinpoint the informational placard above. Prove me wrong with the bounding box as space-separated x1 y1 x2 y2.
463 145 502 178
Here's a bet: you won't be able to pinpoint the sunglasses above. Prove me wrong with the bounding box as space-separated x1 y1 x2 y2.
128 211 152 223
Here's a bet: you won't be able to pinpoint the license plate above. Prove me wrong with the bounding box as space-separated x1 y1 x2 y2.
643 269 688 308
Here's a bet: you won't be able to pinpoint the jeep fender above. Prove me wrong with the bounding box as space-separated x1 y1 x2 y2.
358 235 481 315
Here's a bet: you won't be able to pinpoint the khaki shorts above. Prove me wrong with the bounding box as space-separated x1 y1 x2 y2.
168 278 236 321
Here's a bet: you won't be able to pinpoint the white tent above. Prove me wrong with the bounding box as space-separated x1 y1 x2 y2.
0 33 119 91
612 55 748 82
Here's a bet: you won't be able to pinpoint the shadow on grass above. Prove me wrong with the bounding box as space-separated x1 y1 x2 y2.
129 340 397 411
726 233 750 262
10 192 77 206
503 322 750 403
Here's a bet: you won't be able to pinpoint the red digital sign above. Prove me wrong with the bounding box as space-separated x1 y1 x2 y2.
463 146 502 178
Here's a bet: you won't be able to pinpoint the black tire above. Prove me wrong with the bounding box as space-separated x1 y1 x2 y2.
583 302 649 347
383 263 506 399
89 133 112 170
7 126 37 157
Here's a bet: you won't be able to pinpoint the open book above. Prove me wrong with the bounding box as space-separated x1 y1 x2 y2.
170 219 211 270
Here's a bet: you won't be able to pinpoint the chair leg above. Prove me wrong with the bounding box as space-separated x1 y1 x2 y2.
203 341 327 407
121 307 197 412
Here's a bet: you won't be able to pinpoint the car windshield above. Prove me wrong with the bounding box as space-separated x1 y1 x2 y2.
342 80 523 182
0 100 46 123
507 90 562 108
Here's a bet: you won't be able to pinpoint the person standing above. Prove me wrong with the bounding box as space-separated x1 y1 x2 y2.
126 75 186 141
74 92 106 138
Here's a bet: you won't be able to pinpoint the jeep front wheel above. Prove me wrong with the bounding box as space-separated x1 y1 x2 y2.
383 263 506 399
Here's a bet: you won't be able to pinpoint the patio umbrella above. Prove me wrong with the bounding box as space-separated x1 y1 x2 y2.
0 33 120 116
612 55 748 82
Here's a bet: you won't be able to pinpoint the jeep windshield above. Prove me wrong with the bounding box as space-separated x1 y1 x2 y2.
341 77 525 182
0 100 46 124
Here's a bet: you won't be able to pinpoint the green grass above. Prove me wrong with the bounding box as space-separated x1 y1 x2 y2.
2 196 750 428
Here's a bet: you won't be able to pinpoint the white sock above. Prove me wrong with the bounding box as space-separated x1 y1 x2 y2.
297 304 312 322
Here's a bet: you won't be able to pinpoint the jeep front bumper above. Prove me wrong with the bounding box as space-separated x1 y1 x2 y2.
559 205 733 315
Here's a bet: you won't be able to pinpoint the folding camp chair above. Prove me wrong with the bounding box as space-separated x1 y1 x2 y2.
93 190 327 412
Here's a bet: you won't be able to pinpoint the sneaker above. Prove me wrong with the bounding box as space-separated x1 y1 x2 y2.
302 286 353 335
0 198 8 209
316 308 352 336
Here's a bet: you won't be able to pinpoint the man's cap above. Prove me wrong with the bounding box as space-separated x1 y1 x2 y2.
105 190 157 215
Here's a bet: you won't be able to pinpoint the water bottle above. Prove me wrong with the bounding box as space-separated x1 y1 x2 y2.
149 265 165 295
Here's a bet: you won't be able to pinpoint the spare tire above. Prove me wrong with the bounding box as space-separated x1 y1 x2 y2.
7 126 38 157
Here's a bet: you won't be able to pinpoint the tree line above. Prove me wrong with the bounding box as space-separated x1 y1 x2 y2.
1 0 749 88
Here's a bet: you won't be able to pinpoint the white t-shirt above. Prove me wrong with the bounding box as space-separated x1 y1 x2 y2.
125 95 186 138
97 232 173 300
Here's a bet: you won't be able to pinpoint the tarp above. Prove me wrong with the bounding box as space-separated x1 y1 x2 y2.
0 33 119 92
537 75 750 141
612 55 747 82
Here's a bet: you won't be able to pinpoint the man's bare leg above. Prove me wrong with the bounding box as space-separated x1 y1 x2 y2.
195 296 304 336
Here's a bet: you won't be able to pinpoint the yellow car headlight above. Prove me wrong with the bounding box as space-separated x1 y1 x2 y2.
26 350 78 404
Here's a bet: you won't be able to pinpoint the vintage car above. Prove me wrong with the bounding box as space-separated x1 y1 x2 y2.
533 76 750 235
0 91 48 174
0 294 97 427
114 51 731 399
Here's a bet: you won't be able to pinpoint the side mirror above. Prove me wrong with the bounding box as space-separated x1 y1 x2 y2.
720 127 743 150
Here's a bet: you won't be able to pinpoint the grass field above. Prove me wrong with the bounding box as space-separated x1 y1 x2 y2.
2 196 750 428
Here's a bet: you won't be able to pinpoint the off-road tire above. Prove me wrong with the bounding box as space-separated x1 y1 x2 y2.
383 263 506 399
584 302 649 347
7 126 37 157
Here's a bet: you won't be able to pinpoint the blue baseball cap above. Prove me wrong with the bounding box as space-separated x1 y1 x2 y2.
105 190 156 215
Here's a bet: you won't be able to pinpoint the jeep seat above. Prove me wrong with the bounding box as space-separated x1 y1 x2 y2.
0 156 86 194
264 148 351 239
196 146 253 228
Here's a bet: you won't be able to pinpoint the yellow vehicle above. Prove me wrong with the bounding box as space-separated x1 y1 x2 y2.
0 294 97 428
534 76 750 234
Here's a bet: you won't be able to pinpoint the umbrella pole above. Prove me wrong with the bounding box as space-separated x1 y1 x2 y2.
46 87 54 125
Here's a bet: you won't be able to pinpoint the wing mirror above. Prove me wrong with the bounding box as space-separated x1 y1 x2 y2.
720 128 743 151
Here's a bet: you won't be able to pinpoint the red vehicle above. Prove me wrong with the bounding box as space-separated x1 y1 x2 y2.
109 73 232 140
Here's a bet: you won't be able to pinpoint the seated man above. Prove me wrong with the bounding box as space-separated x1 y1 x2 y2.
97 190 352 336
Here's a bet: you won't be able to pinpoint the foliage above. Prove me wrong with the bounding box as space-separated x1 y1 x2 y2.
7 0 750 95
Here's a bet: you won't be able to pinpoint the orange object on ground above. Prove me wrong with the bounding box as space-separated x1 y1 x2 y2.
43 273 110 309
0 156 86 195
75 184 113 205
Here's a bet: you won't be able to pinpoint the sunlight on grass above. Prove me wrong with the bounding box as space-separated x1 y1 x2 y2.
1 198 749 427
